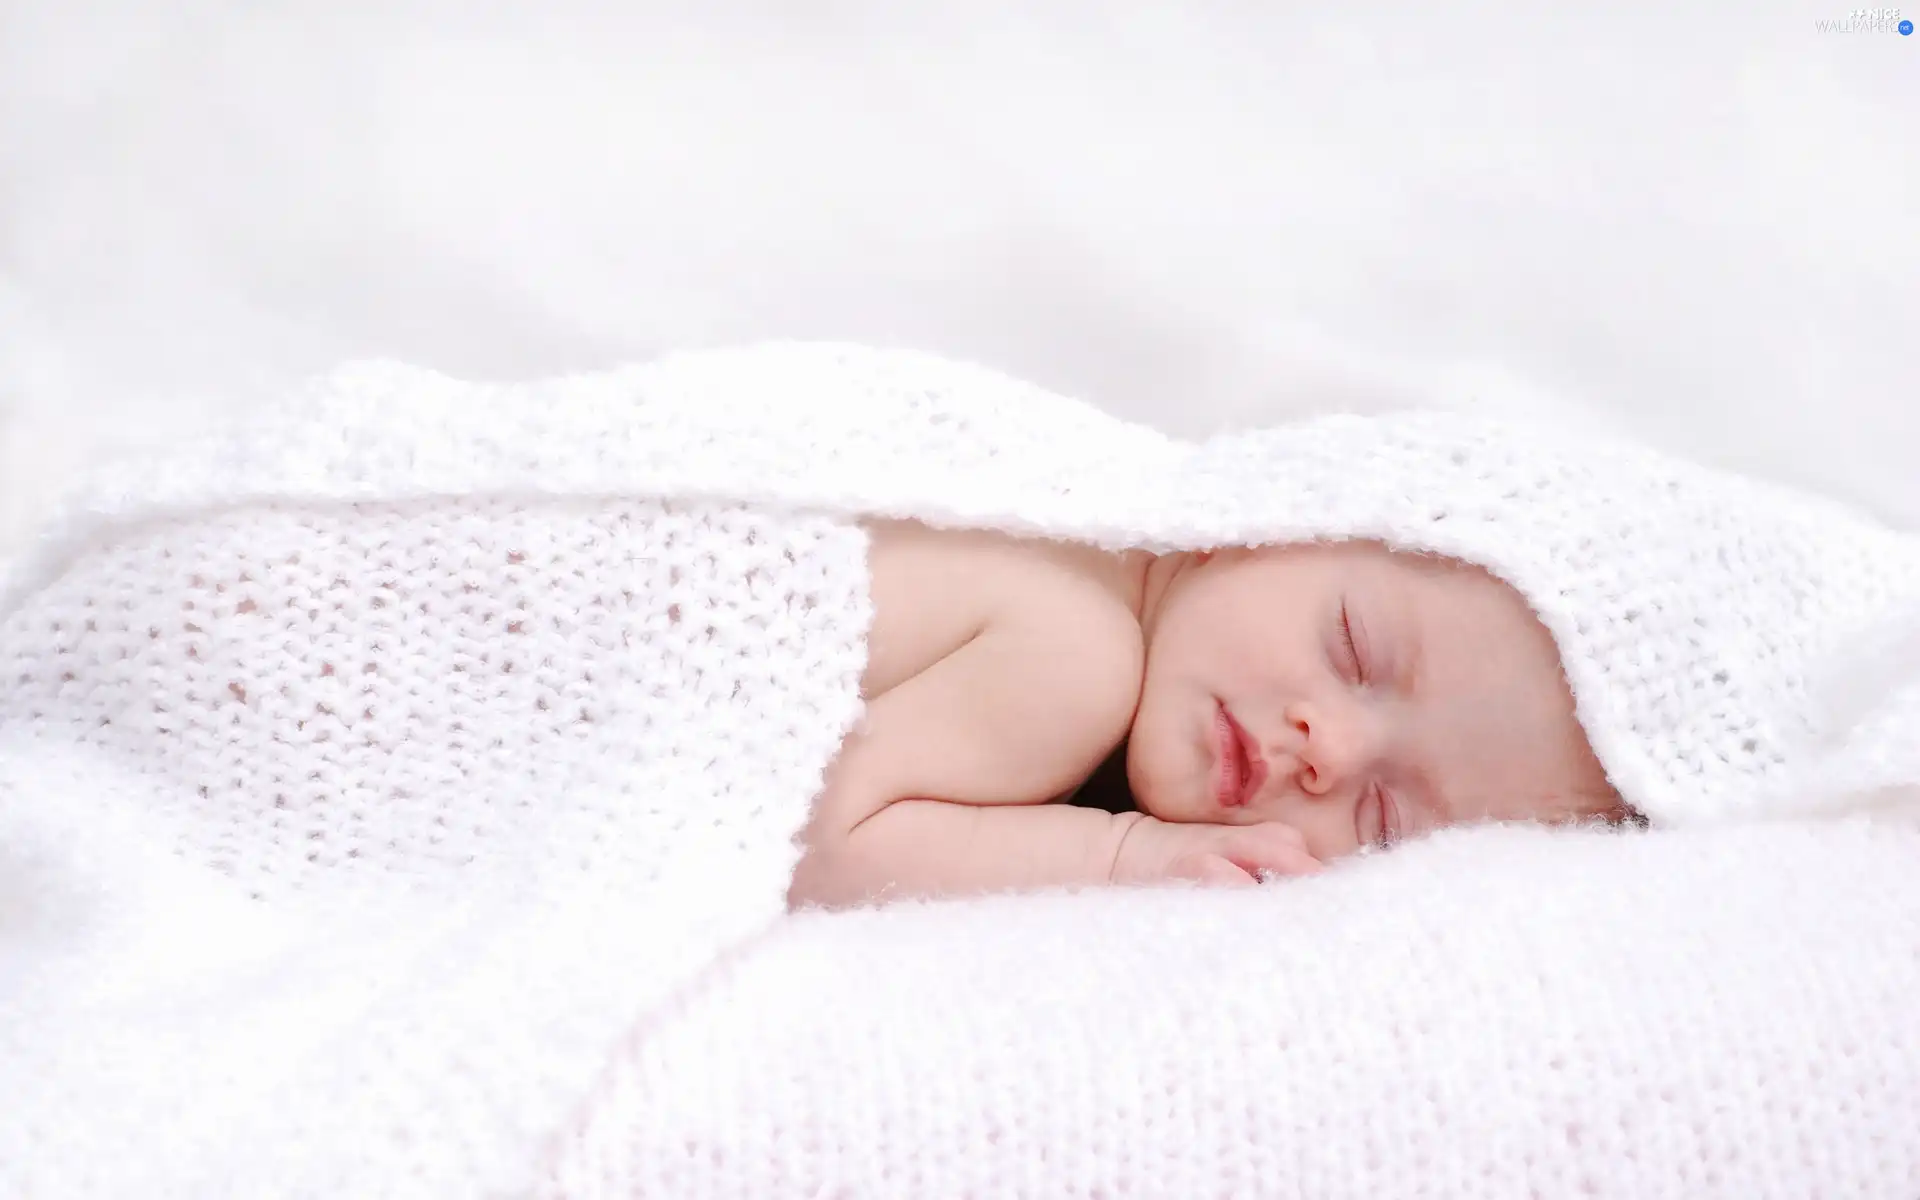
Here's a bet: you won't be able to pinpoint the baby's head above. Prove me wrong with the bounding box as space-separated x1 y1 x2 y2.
1128 539 1628 861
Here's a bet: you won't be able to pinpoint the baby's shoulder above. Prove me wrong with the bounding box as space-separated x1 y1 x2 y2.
858 519 1143 702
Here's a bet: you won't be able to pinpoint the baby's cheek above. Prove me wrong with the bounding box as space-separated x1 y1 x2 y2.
1121 726 1197 822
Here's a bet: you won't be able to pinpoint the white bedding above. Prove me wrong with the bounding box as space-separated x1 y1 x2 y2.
570 819 1920 1199
4 344 1918 1197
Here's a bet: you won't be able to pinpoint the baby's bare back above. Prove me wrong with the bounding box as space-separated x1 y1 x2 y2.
855 519 1143 701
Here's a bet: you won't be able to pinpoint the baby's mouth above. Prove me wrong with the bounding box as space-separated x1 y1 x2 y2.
1213 703 1268 809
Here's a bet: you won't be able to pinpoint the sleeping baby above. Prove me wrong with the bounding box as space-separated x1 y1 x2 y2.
788 520 1630 908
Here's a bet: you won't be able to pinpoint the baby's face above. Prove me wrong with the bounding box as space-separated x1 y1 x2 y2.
1128 540 1619 861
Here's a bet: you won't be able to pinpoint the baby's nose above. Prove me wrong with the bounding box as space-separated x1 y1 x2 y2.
1284 701 1375 796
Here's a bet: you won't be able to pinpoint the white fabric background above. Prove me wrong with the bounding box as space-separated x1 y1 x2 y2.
2 1 1916 550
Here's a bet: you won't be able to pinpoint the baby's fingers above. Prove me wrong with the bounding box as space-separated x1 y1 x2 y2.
1221 824 1322 879
1187 855 1259 888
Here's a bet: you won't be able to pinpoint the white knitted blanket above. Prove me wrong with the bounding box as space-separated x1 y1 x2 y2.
4 343 1919 1197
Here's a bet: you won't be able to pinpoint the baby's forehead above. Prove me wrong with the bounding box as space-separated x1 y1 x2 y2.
1266 540 1549 657
1362 550 1612 791
1295 537 1483 580
1353 544 1532 614
1373 544 1487 582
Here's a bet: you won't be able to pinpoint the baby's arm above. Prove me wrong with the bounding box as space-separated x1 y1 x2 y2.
795 794 1319 907
788 593 1317 909
789 607 1135 907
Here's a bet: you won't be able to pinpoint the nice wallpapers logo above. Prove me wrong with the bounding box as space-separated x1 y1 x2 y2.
1815 7 1914 32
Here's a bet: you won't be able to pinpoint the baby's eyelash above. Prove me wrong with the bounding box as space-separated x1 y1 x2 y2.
1375 784 1401 847
1339 601 1365 682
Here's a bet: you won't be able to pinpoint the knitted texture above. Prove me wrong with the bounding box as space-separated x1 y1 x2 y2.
566 818 1920 1200
3 342 1919 1196
1 498 869 1197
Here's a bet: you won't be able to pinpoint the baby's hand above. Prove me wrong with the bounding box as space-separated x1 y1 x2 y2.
1109 814 1321 887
